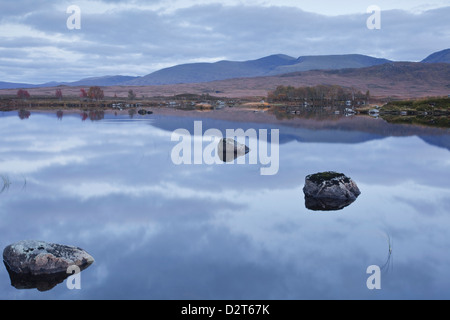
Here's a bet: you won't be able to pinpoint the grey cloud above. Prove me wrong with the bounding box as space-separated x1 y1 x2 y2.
0 3 449 82
0 0 55 19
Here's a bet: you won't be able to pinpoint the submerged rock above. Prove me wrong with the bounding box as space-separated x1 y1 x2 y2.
217 138 250 162
3 240 94 291
138 109 153 115
303 172 361 211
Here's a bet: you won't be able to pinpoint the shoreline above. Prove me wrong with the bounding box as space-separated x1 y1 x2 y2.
3 105 449 135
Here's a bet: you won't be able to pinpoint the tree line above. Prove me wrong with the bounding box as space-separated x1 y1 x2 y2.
16 87 105 101
15 86 141 101
268 85 370 106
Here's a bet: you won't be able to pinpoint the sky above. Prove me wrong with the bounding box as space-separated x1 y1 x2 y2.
0 0 449 84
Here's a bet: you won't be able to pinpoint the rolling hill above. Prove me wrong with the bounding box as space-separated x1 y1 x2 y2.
266 54 391 75
2 61 448 100
0 81 42 89
123 54 298 85
422 49 450 64
67 75 140 87
123 54 391 86
0 76 139 90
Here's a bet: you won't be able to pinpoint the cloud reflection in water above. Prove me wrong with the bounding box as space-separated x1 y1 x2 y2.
0 112 449 299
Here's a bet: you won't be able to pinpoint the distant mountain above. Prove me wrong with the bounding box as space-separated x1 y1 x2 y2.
127 61 448 100
262 62 450 98
0 49 448 89
124 54 298 86
1 61 448 99
319 61 450 82
0 81 38 89
422 49 450 64
123 54 391 86
68 75 139 87
0 75 140 90
40 81 66 87
268 54 391 75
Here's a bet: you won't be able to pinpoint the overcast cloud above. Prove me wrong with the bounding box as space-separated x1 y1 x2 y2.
0 0 448 83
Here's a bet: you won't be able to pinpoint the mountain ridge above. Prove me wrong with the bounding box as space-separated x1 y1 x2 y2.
422 49 450 64
1 49 448 89
124 54 300 86
123 53 391 86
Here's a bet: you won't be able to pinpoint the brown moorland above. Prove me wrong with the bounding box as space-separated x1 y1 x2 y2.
0 62 448 101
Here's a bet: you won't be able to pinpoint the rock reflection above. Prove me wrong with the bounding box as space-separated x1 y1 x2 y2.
217 138 250 163
304 196 358 211
4 262 91 292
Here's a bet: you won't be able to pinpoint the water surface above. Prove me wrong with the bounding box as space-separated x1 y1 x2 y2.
0 111 449 300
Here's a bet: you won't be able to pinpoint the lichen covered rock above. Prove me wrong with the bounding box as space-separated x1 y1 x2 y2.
3 240 94 276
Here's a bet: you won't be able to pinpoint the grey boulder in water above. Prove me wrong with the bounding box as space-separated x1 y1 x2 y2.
303 172 361 211
218 138 250 162
3 240 94 275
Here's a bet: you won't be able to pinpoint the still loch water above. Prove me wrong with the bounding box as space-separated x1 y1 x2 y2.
0 111 449 299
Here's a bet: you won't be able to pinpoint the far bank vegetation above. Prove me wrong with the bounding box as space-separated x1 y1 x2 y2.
268 85 370 107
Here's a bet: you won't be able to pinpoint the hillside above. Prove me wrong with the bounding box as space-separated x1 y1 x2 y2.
67 75 140 87
422 49 450 63
123 54 391 86
124 54 298 85
1 62 448 100
0 81 39 90
322 61 450 83
0 76 140 90
268 54 391 75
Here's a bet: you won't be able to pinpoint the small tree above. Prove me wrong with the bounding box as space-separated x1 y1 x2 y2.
17 89 30 100
87 86 104 101
56 89 63 100
80 88 88 99
128 89 136 100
